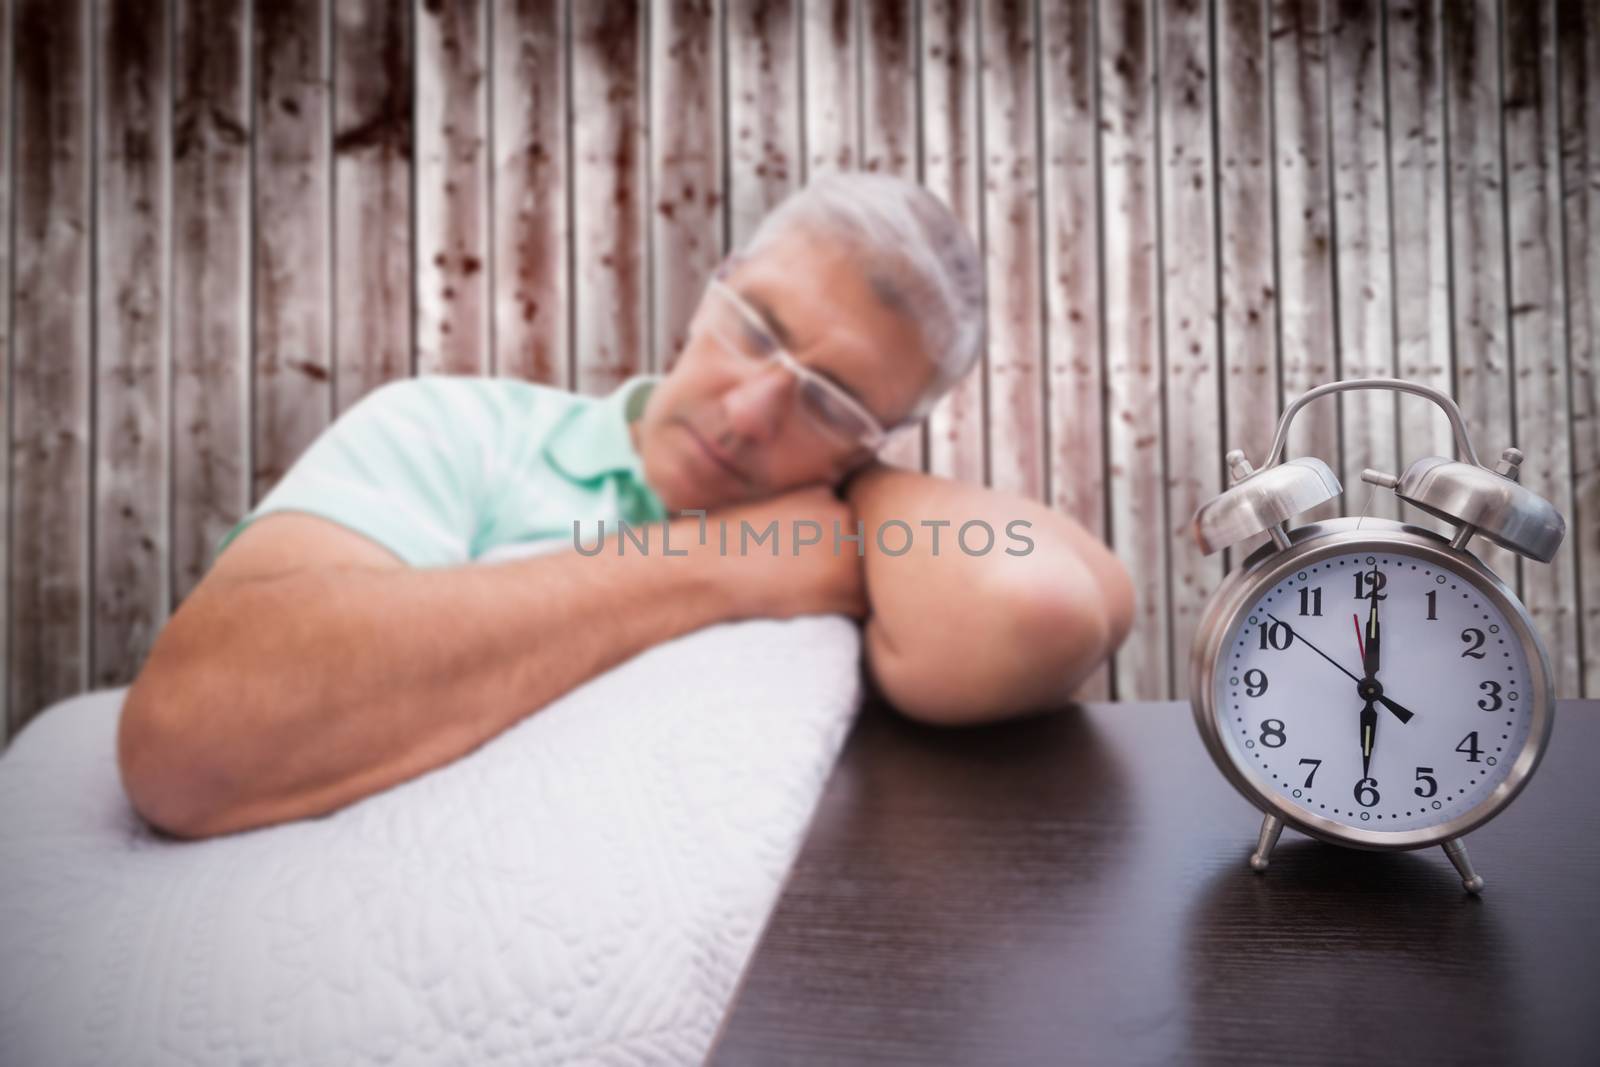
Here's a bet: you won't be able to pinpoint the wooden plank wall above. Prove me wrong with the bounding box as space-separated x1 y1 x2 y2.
2 0 1596 744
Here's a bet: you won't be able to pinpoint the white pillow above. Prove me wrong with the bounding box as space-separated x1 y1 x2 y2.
0 611 863 1065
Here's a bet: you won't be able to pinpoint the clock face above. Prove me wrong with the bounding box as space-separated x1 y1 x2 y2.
1212 546 1537 837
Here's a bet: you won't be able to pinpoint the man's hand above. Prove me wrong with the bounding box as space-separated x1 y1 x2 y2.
706 485 869 622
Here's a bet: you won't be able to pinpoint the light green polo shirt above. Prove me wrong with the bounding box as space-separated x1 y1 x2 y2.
212 373 669 569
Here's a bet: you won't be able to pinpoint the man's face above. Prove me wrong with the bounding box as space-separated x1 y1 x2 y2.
633 225 934 512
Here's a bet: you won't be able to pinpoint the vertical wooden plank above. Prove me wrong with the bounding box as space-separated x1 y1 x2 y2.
1387 0 1454 532
1270 0 1339 521
1560 0 1600 697
862 0 925 471
0 0 12 739
803 0 858 179
10 0 90 729
1216 0 1281 563
1042 0 1104 533
333 0 413 410
1040 0 1106 697
1502 0 1578 695
979 0 1045 500
726 0 800 250
493 0 567 386
1442 0 1516 580
172 0 249 599
861 0 914 180
650 0 721 375
572 0 647 393
94 0 169 691
1328 0 1398 516
254 0 331 501
1101 0 1167 699
1158 0 1223 699
922 0 984 487
415 0 489 376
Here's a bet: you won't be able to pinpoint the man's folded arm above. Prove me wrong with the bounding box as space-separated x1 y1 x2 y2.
116 513 751 841
844 461 1135 726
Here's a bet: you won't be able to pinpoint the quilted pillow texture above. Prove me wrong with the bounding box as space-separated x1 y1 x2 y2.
0 613 863 1065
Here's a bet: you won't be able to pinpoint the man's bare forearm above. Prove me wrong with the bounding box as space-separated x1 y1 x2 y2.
122 521 743 838
843 461 1135 723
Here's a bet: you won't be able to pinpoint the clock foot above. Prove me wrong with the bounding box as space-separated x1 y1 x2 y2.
1249 814 1284 872
1442 836 1486 894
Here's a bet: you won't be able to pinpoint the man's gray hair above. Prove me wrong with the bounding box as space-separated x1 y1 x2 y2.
738 172 985 426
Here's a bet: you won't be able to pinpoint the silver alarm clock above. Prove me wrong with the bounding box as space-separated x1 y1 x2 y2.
1187 379 1566 894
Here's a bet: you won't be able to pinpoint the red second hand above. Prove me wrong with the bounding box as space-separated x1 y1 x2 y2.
1352 614 1365 662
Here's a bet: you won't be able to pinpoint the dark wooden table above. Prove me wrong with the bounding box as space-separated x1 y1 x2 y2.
710 697 1600 1066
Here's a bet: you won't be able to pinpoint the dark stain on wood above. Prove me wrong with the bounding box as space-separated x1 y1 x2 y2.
332 0 414 401
423 0 489 372
1111 0 1146 124
1501 0 1542 119
938 0 971 165
996 0 1032 66
1444 0 1480 106
333 5 412 160
505 0 569 379
830 0 851 51
495 4 564 382
586 0 643 376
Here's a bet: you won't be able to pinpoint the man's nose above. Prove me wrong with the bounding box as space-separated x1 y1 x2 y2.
721 363 794 444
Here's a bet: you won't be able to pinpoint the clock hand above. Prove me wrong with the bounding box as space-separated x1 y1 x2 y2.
1264 612 1417 725
1364 564 1382 680
1360 698 1377 779
1266 612 1359 682
1376 693 1416 726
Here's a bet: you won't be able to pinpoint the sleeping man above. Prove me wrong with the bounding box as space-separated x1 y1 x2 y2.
117 172 1135 840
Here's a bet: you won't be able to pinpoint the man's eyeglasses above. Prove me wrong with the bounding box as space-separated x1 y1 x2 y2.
701 279 889 452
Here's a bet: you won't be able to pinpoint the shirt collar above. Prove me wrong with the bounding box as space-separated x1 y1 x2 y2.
543 373 662 486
